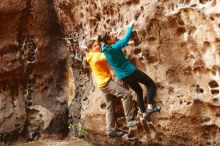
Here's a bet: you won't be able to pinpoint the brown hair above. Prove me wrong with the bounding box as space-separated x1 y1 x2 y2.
98 32 110 44
87 40 96 50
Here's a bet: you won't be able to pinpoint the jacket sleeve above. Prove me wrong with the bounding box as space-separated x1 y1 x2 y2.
112 27 133 49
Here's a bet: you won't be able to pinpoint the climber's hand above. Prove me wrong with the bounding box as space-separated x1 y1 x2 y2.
128 20 136 27
128 40 135 46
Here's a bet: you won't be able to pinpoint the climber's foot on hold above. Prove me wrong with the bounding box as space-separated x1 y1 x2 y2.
127 119 137 127
144 105 161 121
108 130 125 138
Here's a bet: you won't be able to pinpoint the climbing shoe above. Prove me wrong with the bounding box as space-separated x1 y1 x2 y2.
127 119 137 127
145 105 161 121
108 130 124 138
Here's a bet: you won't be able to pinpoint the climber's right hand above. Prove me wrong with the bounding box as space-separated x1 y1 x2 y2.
128 20 136 27
128 40 135 46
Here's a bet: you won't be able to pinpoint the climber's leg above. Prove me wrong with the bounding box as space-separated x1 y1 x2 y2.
100 79 137 127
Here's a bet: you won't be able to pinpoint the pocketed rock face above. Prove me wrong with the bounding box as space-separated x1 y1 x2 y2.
1 0 220 146
54 0 220 145
0 0 69 143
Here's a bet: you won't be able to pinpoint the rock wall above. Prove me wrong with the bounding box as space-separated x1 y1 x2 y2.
54 0 220 145
0 0 220 146
0 0 70 144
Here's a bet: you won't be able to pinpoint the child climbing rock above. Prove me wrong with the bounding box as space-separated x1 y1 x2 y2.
98 20 161 121
86 40 137 138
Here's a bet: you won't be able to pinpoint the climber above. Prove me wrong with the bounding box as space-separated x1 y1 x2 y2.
86 40 137 138
98 20 161 121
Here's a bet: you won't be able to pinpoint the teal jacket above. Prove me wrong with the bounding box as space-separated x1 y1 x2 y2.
101 27 136 79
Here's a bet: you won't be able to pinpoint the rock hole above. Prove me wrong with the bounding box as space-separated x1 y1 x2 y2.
147 37 156 42
110 20 116 26
212 98 218 103
212 71 216 75
29 90 33 94
183 68 192 75
185 0 191 4
183 8 191 13
187 101 191 105
80 12 84 18
177 20 184 25
180 42 187 47
203 41 211 49
106 19 110 23
128 131 136 138
184 54 195 61
27 102 32 107
131 31 140 45
191 4 197 7
133 0 140 4
28 84 32 90
199 0 209 4
199 88 204 93
179 100 183 104
123 50 127 55
93 21 97 26
166 69 175 77
27 96 32 100
122 126 129 131
211 89 219 95
218 24 220 28
208 80 219 88
29 49 35 54
189 26 197 34
83 96 88 101
28 56 36 62
125 0 140 5
134 11 141 20
93 3 97 9
216 113 220 117
168 87 174 94
111 10 115 16
179 0 185 4
134 48 142 54
24 90 28 95
176 27 186 36
202 117 211 123
95 13 101 21
210 16 215 21
139 56 144 60
206 141 212 145
212 0 216 7
15 123 20 127
100 103 106 110
196 85 204 94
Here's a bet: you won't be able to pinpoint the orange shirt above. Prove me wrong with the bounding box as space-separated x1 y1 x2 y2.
86 51 112 87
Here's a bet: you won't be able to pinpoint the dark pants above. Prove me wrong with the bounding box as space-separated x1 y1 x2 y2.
121 69 156 113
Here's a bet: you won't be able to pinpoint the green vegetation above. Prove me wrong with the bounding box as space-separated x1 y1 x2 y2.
68 123 87 137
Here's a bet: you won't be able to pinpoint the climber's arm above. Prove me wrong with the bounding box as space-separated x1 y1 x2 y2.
112 26 133 49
